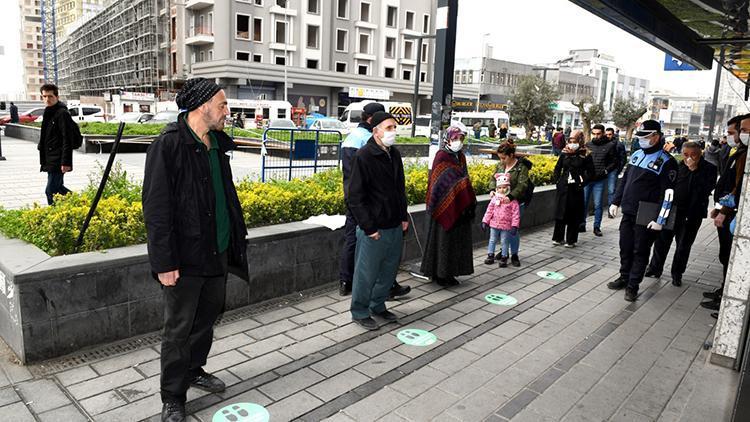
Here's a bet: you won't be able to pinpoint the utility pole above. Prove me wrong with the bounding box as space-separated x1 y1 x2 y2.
406 34 436 138
429 0 459 165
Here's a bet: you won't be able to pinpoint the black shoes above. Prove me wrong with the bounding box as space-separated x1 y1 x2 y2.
353 316 379 330
644 268 661 278
593 228 602 237
484 254 495 265
624 288 638 302
703 289 722 301
511 254 521 267
700 299 721 311
389 282 411 299
498 256 508 268
671 273 682 287
607 276 628 290
339 280 352 296
190 369 225 393
162 401 186 422
436 276 460 286
373 310 398 321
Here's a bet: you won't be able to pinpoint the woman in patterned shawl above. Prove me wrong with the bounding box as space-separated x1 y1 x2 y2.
420 123 477 286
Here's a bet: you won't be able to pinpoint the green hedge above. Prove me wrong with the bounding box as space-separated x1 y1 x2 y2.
0 156 558 256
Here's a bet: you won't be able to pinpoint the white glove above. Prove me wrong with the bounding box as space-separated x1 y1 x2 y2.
609 205 619 218
647 221 663 231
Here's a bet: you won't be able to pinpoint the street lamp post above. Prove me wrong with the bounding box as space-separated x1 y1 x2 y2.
284 5 289 102
405 33 436 138
476 33 490 112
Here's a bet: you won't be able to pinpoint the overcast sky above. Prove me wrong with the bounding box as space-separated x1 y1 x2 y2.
454 0 720 97
0 4 23 100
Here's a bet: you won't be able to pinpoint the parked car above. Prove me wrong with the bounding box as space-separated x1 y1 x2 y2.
308 117 350 135
68 105 106 122
149 110 180 124
0 107 45 125
114 112 154 123
267 119 297 129
414 115 431 137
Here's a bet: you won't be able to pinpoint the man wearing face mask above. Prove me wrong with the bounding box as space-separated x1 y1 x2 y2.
347 112 409 330
608 120 678 302
582 124 619 236
701 114 749 313
643 141 716 287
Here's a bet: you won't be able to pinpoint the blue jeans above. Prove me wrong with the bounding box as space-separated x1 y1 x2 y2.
487 228 511 257
583 179 606 230
350 227 402 320
607 171 618 206
45 171 71 205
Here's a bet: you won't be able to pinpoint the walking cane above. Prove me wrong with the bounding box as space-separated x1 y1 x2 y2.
74 122 126 252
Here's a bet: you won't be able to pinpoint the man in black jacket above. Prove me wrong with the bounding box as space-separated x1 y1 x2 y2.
582 124 618 236
142 78 250 422
38 84 75 205
348 112 409 330
644 141 716 286
606 127 627 213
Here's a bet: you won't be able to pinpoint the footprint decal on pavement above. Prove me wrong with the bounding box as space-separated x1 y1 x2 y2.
212 403 270 422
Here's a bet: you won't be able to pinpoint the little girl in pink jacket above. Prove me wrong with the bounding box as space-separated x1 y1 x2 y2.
482 173 521 267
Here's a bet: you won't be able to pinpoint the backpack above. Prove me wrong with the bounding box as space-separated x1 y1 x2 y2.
57 107 83 149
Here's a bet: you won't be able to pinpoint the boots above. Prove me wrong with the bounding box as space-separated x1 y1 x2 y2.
498 256 508 268
484 254 495 265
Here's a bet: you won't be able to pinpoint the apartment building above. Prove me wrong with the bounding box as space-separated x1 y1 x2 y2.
55 0 105 40
19 0 44 101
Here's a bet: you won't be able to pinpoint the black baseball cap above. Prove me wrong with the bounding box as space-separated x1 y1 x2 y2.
635 120 661 138
363 102 385 115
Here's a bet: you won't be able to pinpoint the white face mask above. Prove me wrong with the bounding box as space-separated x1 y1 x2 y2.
566 143 579 152
727 135 737 147
638 137 653 149
381 130 397 147
447 140 463 152
740 133 750 145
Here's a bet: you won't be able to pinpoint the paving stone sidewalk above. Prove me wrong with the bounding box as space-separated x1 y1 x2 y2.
0 184 739 421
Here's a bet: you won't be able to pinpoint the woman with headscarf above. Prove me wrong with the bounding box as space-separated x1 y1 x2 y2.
420 123 477 286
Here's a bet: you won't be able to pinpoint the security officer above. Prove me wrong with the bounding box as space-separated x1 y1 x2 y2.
608 120 678 301
339 102 411 299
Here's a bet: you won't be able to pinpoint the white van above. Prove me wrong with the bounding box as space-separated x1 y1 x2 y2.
228 99 292 129
414 115 431 138
340 100 413 137
67 104 106 122
451 111 510 138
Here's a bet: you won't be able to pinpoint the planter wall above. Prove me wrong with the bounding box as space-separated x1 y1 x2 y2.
3 123 153 154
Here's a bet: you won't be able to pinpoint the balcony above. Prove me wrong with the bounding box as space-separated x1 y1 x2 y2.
186 0 214 10
185 27 214 46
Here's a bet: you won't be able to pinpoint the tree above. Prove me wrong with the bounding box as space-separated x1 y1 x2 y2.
573 97 604 142
508 75 558 140
612 96 648 142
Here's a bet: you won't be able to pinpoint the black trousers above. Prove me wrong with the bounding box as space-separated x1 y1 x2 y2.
552 219 579 245
339 211 357 284
619 214 659 291
45 171 71 205
161 253 227 403
717 224 734 284
647 215 702 277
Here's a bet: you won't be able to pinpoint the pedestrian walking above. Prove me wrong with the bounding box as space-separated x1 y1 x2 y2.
608 120 678 302
581 124 618 236
704 138 721 169
718 136 731 177
142 78 250 422
701 114 748 313
606 127 627 212
552 130 594 247
38 84 76 205
347 112 409 330
644 141 716 287
498 123 508 140
338 102 410 299
489 122 497 139
473 120 482 139
421 123 477 284
9 102 19 123
552 126 565 156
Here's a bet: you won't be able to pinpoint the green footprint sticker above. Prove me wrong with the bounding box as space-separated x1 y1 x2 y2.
397 329 438 346
212 403 270 422
485 293 518 306
537 271 565 281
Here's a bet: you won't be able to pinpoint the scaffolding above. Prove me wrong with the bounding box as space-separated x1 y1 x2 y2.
58 0 160 97
41 0 59 84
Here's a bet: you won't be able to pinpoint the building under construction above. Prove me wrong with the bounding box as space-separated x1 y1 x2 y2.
58 0 160 98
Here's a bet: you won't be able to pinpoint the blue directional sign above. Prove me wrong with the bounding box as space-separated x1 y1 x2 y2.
664 54 697 71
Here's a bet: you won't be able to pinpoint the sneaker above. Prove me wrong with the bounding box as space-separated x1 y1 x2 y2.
624 288 638 302
552 240 563 246
607 276 628 290
373 310 398 321
161 400 186 422
671 273 682 287
700 299 721 311
644 268 661 278
498 256 508 268
703 289 722 300
389 282 411 299
484 254 495 265
190 369 225 393
339 280 352 296
511 254 521 267
593 228 602 237
564 243 576 248
353 317 379 330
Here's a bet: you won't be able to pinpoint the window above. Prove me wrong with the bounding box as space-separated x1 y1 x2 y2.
358 33 369 54
278 109 287 118
360 2 370 22
454 71 460 83
276 0 286 6
385 37 396 58
307 25 319 49
253 18 263 42
172 52 177 72
385 67 394 78
405 11 414 29
236 14 250 39
275 20 287 44
337 0 348 18
358 64 368 75
254 0 262 5
386 6 397 27
335 62 347 72
306 59 318 69
199 51 205 62
421 42 428 62
236 51 250 61
171 17 176 40
336 29 347 52
404 40 413 59
308 0 319 14
422 14 430 33
420 72 426 82
403 69 412 81
253 54 262 62
275 55 286 65
208 49 214 61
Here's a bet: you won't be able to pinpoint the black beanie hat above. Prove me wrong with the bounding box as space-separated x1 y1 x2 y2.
176 78 222 111
370 111 395 129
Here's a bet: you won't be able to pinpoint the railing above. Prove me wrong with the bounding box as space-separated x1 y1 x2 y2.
261 128 343 182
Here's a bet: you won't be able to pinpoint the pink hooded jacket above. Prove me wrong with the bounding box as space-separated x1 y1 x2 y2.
482 197 520 230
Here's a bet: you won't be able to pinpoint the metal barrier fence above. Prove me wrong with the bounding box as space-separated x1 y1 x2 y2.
261 128 343 182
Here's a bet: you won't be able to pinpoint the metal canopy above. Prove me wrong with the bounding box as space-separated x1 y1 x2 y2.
569 0 750 83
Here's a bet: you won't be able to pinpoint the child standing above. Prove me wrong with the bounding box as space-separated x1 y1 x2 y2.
482 173 521 267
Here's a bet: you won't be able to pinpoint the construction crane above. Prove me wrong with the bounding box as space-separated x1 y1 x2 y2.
40 0 58 84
